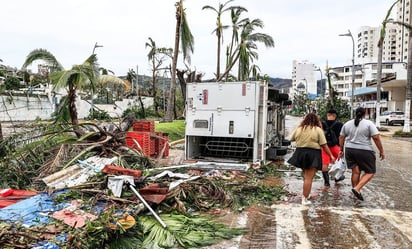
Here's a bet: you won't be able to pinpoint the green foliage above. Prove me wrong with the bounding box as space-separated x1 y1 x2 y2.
292 91 310 115
30 74 49 85
316 90 351 122
4 76 21 90
138 212 245 248
155 120 185 141
0 123 78 189
86 108 112 121
51 96 71 123
122 104 156 120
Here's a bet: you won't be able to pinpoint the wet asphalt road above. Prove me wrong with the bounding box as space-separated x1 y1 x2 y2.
274 115 412 249
206 115 412 249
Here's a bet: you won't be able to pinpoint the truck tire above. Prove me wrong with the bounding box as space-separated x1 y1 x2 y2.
282 140 291 146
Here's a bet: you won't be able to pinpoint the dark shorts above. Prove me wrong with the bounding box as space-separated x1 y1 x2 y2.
287 147 322 170
345 148 376 173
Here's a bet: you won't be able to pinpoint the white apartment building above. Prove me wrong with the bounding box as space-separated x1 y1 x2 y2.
328 64 363 101
329 61 407 113
397 0 411 62
291 60 318 97
356 24 398 64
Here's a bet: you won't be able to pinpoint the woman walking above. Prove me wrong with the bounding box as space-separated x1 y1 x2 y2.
287 113 335 205
339 107 384 201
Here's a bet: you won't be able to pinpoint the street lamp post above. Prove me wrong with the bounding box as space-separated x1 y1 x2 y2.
339 30 355 119
315 67 323 97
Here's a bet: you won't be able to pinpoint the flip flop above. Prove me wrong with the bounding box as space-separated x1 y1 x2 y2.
351 188 364 201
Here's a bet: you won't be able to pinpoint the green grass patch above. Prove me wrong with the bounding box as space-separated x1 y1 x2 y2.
155 120 185 142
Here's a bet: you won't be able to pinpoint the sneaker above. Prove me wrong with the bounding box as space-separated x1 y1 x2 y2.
301 196 312 205
351 188 364 201
335 175 345 182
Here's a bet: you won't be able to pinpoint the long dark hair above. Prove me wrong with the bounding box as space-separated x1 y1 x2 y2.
300 113 321 128
354 107 365 127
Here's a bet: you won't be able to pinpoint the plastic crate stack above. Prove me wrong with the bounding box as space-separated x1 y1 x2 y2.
125 120 169 158
153 132 169 158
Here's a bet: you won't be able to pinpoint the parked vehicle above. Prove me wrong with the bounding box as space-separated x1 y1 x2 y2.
379 111 405 126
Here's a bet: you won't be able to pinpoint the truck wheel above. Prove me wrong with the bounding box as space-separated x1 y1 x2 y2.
282 140 291 146
276 147 288 156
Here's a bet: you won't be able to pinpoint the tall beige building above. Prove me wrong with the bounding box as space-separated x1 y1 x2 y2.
356 25 398 63
356 0 412 64
397 0 412 62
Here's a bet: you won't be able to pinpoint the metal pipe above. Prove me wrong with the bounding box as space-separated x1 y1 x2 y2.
125 180 167 228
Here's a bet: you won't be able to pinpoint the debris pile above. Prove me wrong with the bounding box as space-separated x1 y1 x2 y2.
0 119 287 248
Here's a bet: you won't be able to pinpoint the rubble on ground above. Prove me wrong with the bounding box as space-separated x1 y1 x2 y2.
0 119 287 249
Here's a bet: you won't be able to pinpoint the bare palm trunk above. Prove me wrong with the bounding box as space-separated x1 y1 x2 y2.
376 39 383 128
216 33 221 78
404 35 412 132
165 3 181 122
217 50 240 81
68 88 79 125
177 69 187 102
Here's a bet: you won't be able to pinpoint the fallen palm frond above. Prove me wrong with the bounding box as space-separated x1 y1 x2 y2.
138 212 245 248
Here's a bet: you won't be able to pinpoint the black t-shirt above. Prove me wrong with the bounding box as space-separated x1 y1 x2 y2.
322 120 343 146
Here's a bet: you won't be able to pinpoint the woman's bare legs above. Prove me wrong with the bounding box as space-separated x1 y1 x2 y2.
303 167 317 198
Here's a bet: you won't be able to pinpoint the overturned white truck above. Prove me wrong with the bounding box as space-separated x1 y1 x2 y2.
185 81 291 164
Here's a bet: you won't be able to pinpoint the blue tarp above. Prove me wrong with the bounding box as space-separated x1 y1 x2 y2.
0 193 67 248
0 193 67 226
0 191 109 248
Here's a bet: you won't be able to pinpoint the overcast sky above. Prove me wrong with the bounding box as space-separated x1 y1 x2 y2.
0 0 397 80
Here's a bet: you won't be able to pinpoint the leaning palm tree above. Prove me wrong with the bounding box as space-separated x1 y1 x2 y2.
22 49 99 126
218 18 274 81
202 0 246 78
226 7 248 80
375 0 399 128
164 0 194 122
145 37 173 115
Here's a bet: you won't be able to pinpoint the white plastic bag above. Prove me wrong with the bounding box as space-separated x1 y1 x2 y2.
329 158 347 180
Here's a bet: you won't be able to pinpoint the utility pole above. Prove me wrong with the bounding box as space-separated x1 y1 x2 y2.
339 30 355 119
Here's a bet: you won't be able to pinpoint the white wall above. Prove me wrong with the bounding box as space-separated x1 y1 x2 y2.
0 93 154 121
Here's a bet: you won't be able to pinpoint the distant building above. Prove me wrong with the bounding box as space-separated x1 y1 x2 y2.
356 24 398 64
396 0 412 62
291 60 319 98
329 61 407 115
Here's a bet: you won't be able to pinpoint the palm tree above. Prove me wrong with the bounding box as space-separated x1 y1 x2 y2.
145 37 173 115
226 7 248 80
22 49 99 125
218 18 274 81
375 0 399 128
164 0 194 122
202 1 246 79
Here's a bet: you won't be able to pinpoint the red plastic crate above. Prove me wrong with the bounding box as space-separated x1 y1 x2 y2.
132 120 155 132
150 136 157 157
125 131 151 156
158 133 169 158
